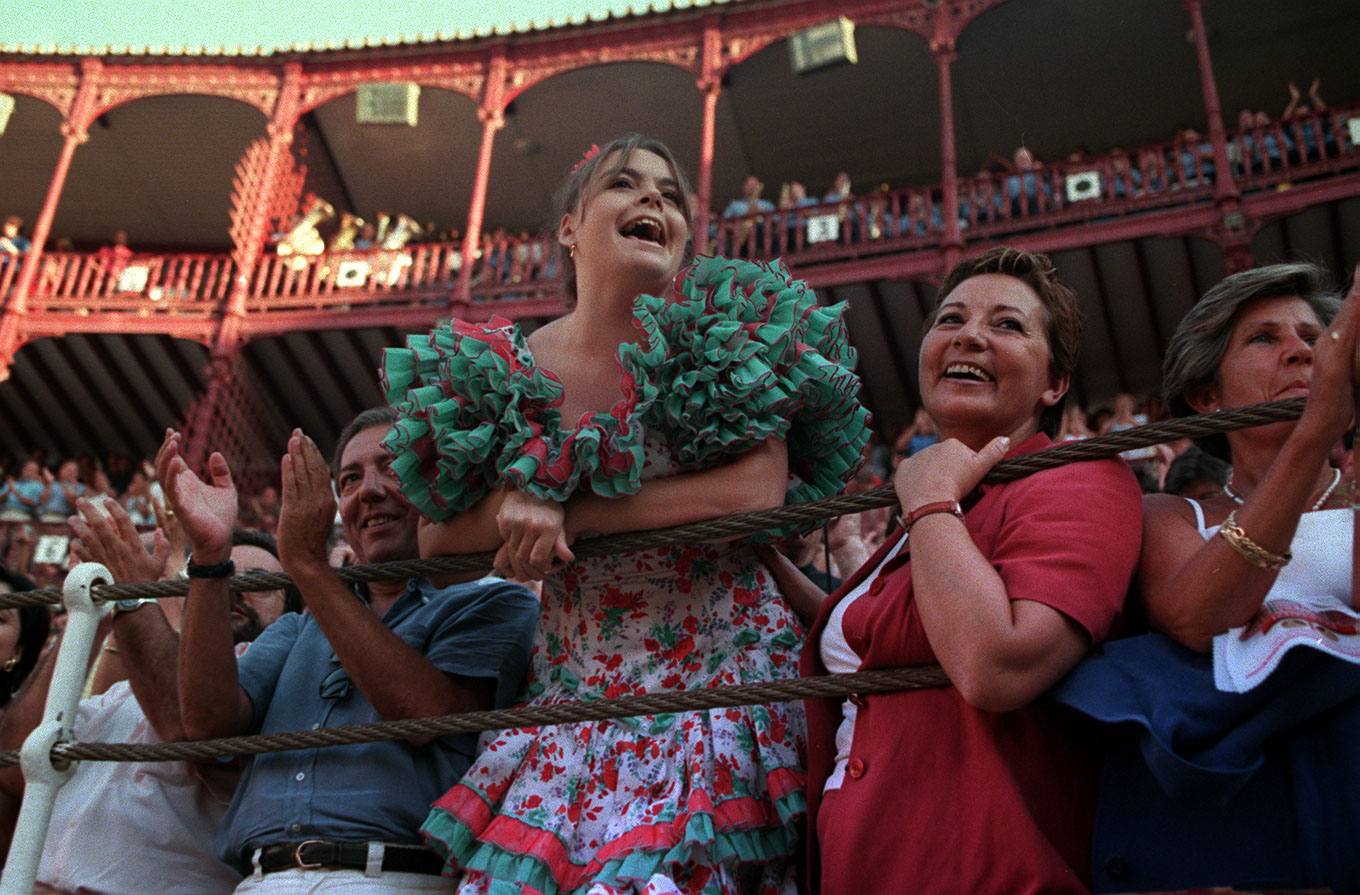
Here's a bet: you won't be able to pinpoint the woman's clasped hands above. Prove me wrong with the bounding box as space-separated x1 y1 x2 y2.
494 489 576 581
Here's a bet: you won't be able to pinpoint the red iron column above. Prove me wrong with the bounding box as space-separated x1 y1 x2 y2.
457 51 507 304
1184 0 1252 271
693 22 723 254
932 36 963 272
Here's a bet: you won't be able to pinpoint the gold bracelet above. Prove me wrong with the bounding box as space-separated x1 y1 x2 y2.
1217 510 1291 570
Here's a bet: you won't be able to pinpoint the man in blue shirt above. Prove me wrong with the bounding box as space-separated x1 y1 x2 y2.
164 408 539 892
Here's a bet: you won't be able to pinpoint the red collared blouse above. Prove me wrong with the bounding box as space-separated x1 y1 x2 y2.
801 433 1142 895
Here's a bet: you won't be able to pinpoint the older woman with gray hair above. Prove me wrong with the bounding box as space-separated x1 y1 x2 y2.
1053 261 1360 893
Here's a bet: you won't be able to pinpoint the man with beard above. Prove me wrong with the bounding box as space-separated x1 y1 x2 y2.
170 409 538 893
0 500 297 894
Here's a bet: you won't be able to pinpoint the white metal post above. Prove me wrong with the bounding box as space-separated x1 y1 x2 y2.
0 563 110 895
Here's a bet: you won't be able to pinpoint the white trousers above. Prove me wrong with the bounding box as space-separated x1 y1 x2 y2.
235 868 453 893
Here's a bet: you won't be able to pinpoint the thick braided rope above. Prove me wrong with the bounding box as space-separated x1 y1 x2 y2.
0 398 1309 767
4 397 1304 611
0 666 949 768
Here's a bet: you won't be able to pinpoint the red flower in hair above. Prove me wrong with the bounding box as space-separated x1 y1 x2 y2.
569 143 601 175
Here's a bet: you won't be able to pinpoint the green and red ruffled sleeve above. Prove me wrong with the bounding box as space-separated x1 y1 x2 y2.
640 256 872 513
381 258 870 528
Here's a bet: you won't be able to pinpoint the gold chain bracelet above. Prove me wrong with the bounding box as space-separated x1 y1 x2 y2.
1218 510 1291 570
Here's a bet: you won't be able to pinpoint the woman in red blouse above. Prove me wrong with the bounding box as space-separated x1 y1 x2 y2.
766 246 1143 894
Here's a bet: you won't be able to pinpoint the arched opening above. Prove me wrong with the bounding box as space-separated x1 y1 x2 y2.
301 86 482 242
720 26 937 205
484 61 704 234
0 94 66 228
54 93 267 249
955 0 1202 175
1207 0 1360 129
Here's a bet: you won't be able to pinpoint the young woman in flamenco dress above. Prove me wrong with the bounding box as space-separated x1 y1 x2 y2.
381 135 871 895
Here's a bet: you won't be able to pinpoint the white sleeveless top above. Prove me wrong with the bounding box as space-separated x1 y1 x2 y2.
819 533 908 792
1185 498 1354 691
1184 498 1351 610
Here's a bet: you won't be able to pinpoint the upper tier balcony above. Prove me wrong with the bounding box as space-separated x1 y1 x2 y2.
8 104 1358 339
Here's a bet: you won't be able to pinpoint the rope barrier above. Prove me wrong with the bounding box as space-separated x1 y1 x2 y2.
0 396 1314 769
3 397 1305 610
0 666 951 768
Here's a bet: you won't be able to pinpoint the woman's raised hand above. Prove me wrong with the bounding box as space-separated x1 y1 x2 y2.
494 489 574 581
892 436 1010 515
1299 264 1360 444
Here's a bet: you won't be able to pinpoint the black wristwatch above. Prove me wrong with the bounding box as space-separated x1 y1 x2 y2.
186 557 236 579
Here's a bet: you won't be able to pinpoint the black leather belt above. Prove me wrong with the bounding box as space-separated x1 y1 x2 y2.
255 840 445 876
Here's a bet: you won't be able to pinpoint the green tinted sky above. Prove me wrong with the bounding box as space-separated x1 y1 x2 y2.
8 0 644 49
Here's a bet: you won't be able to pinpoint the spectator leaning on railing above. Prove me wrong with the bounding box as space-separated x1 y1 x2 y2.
167 409 538 890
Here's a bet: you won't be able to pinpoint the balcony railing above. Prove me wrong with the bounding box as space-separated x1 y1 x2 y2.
8 106 1358 320
29 251 232 313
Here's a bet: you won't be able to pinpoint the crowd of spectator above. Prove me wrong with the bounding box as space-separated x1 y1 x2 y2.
3 82 1351 308
0 454 296 585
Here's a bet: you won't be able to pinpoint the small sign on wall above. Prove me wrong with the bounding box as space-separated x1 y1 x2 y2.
806 214 841 244
33 534 68 566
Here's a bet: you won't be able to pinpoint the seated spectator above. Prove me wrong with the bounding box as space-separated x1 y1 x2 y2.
723 176 775 255
864 183 894 240
892 407 939 461
901 192 944 237
1052 262 1358 892
1057 404 1096 441
775 181 819 251
0 462 43 522
722 175 775 220
0 500 297 892
1161 444 1229 502
1004 146 1050 215
1102 392 1156 465
96 230 133 281
959 168 1002 226
121 469 157 528
0 216 30 259
37 461 85 524
822 170 853 205
1281 78 1331 163
352 222 377 251
1107 148 1145 199
1174 127 1216 187
243 485 280 534
168 409 539 888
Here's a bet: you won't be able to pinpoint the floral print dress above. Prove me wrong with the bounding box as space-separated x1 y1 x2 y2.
381 257 871 894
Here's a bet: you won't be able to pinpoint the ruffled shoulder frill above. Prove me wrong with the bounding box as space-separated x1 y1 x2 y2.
379 315 664 521
640 255 872 516
380 257 871 527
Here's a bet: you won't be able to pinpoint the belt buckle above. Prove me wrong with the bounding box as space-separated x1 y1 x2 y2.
293 840 328 870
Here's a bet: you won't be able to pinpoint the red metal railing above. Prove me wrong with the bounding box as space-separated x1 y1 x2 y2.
709 185 947 262
243 236 561 311
0 258 20 300
10 107 1358 319
1231 105 1360 191
26 251 231 313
